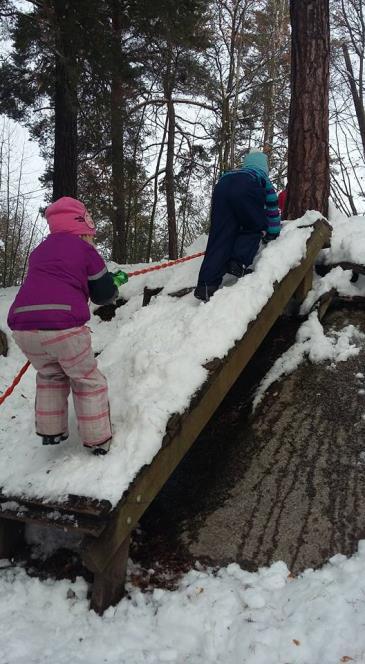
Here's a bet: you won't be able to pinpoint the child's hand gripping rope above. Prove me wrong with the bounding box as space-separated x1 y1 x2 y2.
112 270 129 288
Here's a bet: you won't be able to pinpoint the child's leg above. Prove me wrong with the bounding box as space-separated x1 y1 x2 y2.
52 327 112 447
12 331 70 436
71 366 111 448
227 176 267 273
231 232 262 269
197 178 240 289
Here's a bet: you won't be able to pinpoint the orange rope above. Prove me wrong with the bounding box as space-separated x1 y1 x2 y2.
0 251 205 405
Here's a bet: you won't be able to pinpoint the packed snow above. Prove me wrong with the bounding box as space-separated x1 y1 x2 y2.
0 214 315 505
2 544 365 664
3 206 365 662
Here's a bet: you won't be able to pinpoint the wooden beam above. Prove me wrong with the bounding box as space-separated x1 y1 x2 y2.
310 288 337 321
142 286 163 307
294 267 313 304
328 261 365 275
0 492 112 518
84 220 331 574
0 506 106 536
88 535 130 615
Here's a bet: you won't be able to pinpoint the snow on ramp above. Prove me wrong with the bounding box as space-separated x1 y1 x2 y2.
0 216 318 505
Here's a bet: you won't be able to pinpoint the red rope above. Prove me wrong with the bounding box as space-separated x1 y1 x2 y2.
127 251 205 277
0 251 205 405
0 360 31 406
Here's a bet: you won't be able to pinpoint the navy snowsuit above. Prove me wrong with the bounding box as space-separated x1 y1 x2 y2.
197 170 268 289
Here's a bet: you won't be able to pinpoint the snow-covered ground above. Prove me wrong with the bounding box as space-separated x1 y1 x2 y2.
2 545 365 664
3 206 365 663
0 212 319 505
253 208 365 409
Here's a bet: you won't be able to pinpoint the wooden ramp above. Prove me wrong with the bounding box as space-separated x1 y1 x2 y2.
0 220 331 614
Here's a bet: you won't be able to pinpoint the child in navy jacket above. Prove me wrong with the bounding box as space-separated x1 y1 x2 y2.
194 150 281 302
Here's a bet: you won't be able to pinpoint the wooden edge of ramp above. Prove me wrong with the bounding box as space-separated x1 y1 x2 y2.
81 219 330 611
0 492 112 518
326 261 365 275
0 219 331 614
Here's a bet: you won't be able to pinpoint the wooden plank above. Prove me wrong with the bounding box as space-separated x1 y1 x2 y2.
0 491 112 518
328 261 365 275
88 535 130 615
169 287 195 298
0 504 106 536
142 286 163 306
294 267 313 304
84 219 330 573
311 288 337 321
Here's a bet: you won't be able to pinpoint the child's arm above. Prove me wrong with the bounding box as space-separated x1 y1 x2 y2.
86 245 118 305
265 178 281 237
89 268 118 305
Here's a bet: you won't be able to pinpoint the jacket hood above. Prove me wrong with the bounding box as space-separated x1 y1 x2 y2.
242 150 269 176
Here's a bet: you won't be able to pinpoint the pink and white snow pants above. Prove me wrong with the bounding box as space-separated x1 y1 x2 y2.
12 327 112 447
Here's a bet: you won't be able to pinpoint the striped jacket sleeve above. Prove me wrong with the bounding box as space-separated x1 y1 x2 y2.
265 178 281 236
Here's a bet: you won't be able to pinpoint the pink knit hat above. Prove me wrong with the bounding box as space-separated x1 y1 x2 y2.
45 196 96 237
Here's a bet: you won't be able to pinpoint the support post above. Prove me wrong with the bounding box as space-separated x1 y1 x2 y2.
85 534 130 615
294 266 313 304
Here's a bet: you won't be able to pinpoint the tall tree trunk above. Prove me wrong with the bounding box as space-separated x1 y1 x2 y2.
220 6 237 174
110 0 127 263
52 0 78 201
165 95 178 260
286 0 330 219
263 0 289 160
146 113 169 261
221 96 232 173
342 43 365 159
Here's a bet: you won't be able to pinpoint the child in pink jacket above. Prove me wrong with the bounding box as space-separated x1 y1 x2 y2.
7 197 118 455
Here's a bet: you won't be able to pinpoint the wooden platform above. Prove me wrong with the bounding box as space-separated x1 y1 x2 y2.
0 220 331 614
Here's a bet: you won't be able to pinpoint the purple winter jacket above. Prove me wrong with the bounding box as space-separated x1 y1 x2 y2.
7 233 117 331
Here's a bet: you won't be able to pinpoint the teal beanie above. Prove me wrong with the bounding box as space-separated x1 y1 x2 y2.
242 150 269 176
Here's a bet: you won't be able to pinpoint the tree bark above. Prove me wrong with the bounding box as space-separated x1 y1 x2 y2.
263 0 289 161
285 0 330 219
146 113 169 261
52 0 78 201
165 94 178 260
110 0 127 263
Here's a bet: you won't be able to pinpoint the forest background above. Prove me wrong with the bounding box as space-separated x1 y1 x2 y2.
0 0 363 287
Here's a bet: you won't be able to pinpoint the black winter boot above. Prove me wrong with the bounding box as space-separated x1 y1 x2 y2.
226 259 244 278
84 438 112 456
41 433 69 446
194 285 219 302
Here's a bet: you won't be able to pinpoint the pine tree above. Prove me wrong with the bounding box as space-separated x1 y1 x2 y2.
286 0 330 218
1 0 211 261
